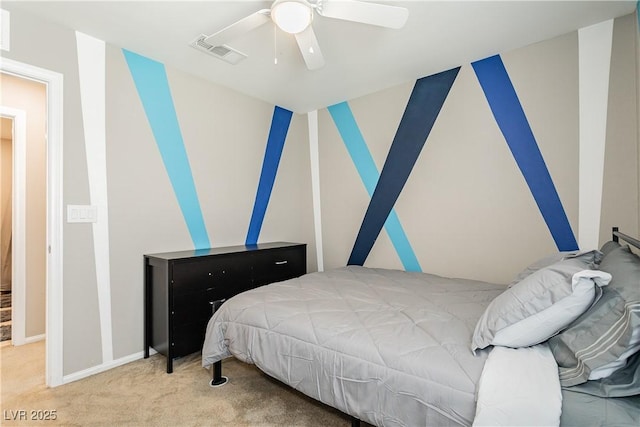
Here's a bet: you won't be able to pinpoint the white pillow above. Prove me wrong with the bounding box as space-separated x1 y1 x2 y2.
472 260 611 353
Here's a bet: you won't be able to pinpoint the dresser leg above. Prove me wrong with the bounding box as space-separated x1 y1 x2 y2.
209 360 228 387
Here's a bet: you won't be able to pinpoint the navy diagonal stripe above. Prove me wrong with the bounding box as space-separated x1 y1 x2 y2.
348 67 460 266
472 55 578 251
246 106 292 245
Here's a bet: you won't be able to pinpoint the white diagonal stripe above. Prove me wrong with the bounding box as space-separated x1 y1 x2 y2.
76 31 113 363
308 110 324 272
578 19 613 249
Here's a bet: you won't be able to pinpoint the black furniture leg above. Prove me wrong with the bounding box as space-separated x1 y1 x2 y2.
351 416 361 427
143 260 151 359
210 360 228 387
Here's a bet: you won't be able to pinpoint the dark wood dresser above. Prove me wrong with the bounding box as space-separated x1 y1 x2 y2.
144 242 306 373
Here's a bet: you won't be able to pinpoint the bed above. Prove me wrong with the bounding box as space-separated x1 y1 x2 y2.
202 228 640 426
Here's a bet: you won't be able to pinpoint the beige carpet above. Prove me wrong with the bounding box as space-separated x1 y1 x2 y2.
1 341 356 426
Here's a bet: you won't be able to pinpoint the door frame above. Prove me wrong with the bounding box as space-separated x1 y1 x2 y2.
0 106 26 346
0 57 64 387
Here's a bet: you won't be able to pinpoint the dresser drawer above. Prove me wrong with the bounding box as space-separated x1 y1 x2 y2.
172 288 222 325
252 246 306 286
172 321 208 357
171 256 251 296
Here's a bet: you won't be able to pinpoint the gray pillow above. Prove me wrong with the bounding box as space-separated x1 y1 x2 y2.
600 240 621 257
566 351 640 397
509 250 601 287
548 245 640 387
472 252 610 352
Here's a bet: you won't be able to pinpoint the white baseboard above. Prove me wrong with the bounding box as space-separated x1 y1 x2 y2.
62 348 158 385
10 333 46 346
24 334 45 344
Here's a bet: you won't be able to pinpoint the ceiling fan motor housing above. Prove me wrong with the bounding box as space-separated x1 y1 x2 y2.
271 0 314 34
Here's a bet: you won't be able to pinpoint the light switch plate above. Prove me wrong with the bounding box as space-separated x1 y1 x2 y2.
67 205 97 223
0 9 10 52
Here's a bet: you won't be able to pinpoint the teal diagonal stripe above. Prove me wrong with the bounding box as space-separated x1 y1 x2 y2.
123 50 210 249
328 102 421 272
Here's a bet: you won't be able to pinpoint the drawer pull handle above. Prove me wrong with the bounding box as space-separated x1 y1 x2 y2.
275 260 288 265
210 299 226 313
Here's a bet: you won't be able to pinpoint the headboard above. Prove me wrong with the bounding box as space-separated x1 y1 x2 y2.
612 226 640 250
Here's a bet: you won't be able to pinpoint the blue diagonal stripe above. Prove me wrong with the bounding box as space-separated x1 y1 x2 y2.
472 55 578 251
246 106 293 245
328 102 421 272
123 50 210 249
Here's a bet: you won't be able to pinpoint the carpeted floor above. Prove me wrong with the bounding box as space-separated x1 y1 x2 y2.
0 341 355 426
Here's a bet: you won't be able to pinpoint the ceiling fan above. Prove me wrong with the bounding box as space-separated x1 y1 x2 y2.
202 0 409 70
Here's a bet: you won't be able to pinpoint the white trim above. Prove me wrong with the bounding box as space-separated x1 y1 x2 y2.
0 106 26 346
61 348 158 384
307 110 324 271
75 31 113 364
0 57 64 387
578 19 614 250
24 333 45 344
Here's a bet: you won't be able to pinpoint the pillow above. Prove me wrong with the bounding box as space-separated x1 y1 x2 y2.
472 254 611 353
548 245 640 387
509 250 602 287
588 325 640 380
600 240 621 257
568 351 640 398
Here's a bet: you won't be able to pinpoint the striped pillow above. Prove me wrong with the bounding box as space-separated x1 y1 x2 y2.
548 245 640 388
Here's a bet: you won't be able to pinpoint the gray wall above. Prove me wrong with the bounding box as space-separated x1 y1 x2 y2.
600 13 639 246
316 14 638 284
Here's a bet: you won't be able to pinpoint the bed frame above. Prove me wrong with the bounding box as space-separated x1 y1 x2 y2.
208 226 640 427
612 226 640 248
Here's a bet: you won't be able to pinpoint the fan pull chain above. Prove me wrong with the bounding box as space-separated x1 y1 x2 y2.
274 25 278 65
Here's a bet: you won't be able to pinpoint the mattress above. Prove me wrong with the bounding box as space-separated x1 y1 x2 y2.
202 266 505 426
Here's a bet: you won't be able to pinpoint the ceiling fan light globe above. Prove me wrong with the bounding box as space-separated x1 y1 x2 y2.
271 0 312 34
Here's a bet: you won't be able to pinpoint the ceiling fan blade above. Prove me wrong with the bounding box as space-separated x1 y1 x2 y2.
318 0 408 29
294 26 325 70
204 9 271 46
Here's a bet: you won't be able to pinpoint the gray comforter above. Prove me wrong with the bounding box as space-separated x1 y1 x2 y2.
202 266 505 426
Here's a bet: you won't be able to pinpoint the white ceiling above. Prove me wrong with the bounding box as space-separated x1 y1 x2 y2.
7 1 637 113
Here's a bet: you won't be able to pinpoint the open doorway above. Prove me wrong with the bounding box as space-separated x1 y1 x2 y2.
1 74 46 348
0 115 14 343
0 57 63 387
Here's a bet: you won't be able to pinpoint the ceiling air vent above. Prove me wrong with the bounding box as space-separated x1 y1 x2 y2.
190 35 247 65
